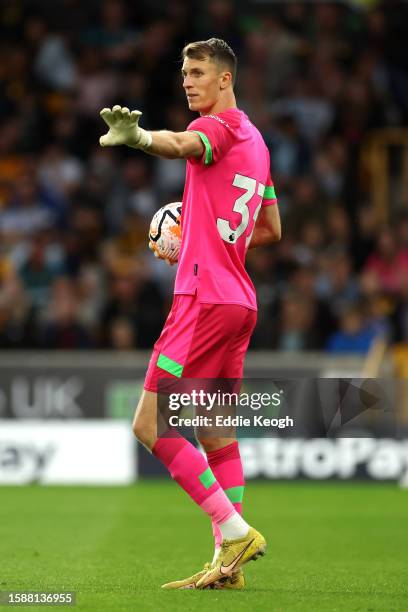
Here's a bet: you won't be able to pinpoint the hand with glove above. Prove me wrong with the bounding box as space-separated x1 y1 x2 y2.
148 242 177 266
99 105 152 149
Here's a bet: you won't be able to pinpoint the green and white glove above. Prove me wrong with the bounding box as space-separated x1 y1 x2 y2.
99 105 152 149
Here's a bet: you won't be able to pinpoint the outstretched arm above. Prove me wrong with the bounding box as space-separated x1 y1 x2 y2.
248 203 281 249
99 105 204 160
146 130 204 159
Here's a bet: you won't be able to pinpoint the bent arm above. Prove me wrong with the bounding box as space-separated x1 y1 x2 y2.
141 130 204 160
248 203 281 249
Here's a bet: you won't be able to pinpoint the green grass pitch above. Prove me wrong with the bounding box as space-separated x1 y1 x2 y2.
1 482 407 611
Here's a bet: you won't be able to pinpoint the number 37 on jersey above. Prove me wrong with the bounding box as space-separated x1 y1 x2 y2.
216 173 266 248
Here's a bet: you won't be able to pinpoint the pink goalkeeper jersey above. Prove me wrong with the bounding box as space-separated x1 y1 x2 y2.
174 107 277 311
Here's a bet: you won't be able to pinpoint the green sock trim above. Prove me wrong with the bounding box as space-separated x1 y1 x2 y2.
225 485 245 503
199 467 216 489
263 185 276 200
192 131 213 165
157 353 183 378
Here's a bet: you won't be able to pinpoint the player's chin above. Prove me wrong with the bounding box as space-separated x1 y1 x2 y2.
187 98 201 111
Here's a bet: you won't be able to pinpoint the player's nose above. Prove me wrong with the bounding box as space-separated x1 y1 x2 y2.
183 75 193 89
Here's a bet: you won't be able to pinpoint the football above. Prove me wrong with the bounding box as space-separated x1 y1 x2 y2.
149 201 182 264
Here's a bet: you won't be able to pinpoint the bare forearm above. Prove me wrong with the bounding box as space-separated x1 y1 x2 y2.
131 130 203 160
135 130 183 158
248 226 281 249
248 203 281 249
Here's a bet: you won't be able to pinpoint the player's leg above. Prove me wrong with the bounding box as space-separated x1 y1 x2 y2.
159 430 247 589
196 306 256 564
180 304 265 588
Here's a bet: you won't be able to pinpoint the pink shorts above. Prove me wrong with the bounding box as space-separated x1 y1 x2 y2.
144 294 257 392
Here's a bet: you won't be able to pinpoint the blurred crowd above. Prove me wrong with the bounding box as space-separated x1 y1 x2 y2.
0 0 407 352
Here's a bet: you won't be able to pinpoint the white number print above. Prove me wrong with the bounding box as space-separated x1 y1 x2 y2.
217 173 265 246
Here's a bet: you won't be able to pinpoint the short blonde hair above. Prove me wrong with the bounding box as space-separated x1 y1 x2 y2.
182 38 237 85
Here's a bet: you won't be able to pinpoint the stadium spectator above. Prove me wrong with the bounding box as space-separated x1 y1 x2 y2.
17 232 64 308
326 304 378 354
100 267 164 349
81 0 140 66
25 16 77 91
287 263 334 346
38 144 84 198
76 46 119 118
39 277 94 349
0 169 64 246
108 316 136 350
273 292 320 351
316 250 360 316
0 277 37 349
363 227 408 294
106 157 156 232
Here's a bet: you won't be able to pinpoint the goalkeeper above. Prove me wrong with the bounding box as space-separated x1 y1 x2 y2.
100 38 281 590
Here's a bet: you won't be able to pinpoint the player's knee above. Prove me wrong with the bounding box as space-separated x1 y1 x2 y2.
131 415 140 439
132 390 158 448
132 414 156 449
132 414 146 442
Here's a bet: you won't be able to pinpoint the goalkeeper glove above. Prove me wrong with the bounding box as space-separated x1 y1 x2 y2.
148 242 177 266
99 105 152 149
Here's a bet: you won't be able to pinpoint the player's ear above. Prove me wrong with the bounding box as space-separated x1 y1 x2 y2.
220 71 232 90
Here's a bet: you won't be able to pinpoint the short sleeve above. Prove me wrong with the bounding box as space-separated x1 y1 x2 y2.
262 170 277 206
187 116 234 165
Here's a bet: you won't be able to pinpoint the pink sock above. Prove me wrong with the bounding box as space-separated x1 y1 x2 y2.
152 432 237 525
206 441 245 549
